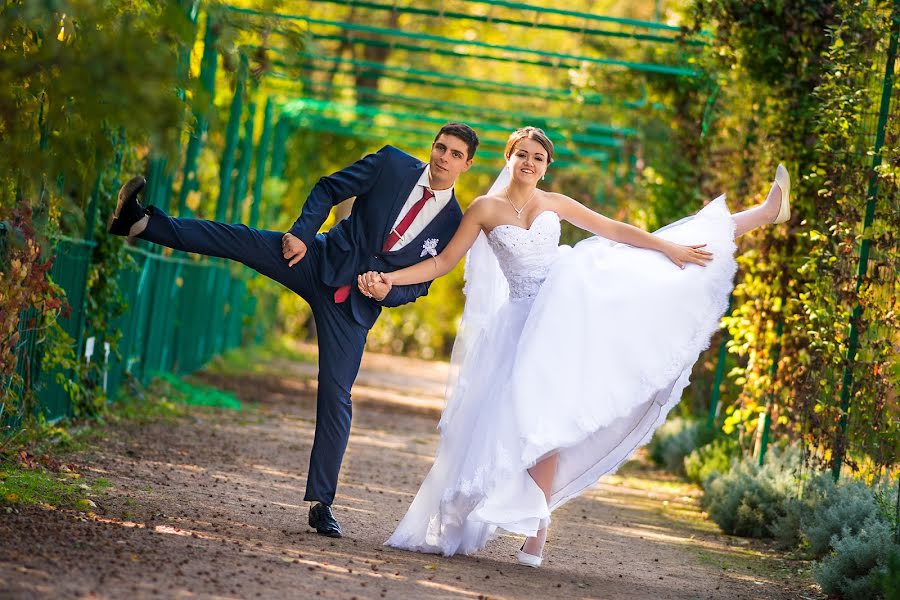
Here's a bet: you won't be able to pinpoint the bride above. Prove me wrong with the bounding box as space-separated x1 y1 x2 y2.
358 126 791 566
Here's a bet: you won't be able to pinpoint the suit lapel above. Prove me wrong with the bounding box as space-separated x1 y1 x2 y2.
380 163 426 249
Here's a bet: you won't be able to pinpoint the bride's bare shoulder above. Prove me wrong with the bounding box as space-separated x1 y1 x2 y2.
466 193 506 216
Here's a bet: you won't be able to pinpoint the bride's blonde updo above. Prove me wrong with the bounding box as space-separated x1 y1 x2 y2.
504 126 555 163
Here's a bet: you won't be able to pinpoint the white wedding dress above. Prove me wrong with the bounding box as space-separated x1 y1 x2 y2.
385 195 738 556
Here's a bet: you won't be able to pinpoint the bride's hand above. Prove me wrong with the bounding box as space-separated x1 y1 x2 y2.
357 271 393 300
664 242 713 269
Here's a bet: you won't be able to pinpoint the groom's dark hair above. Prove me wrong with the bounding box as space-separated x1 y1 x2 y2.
435 122 479 160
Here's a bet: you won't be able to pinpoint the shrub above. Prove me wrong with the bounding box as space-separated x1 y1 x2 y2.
649 418 715 476
813 518 897 600
701 447 801 538
769 495 805 549
684 436 739 485
801 474 881 558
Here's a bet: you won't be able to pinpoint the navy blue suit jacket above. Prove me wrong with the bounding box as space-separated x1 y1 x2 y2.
289 146 463 328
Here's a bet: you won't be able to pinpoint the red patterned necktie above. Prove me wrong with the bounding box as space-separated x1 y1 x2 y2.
334 186 435 303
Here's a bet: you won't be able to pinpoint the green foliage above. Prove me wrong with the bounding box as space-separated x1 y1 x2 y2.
1 0 300 429
0 0 197 213
787 0 900 475
814 518 897 600
0 205 67 420
649 417 716 476
0 0 198 428
662 0 900 476
701 447 801 538
684 435 740 485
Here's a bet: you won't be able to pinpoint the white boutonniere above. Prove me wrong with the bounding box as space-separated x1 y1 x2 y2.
421 238 439 258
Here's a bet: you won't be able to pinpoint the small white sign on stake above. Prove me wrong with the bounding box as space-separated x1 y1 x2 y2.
84 336 96 365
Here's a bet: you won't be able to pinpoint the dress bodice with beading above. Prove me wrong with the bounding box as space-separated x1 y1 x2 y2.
486 211 561 300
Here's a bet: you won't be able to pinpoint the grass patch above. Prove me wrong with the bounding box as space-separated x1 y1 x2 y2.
0 462 110 509
149 373 242 411
110 382 188 423
204 334 317 376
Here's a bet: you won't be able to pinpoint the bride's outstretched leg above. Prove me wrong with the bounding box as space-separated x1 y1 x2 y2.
522 452 559 556
732 179 783 237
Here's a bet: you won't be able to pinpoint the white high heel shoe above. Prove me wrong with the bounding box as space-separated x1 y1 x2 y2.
772 163 791 224
516 542 543 568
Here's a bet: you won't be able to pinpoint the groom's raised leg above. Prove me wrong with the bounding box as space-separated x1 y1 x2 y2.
138 205 315 296
110 177 313 294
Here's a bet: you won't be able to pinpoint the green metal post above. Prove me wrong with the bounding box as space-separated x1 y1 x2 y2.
231 86 257 223
627 150 637 185
249 97 275 229
36 93 49 205
269 116 291 179
832 3 900 481
178 12 218 216
144 156 168 254
593 157 609 205
83 164 102 242
707 294 734 428
216 53 248 222
72 159 105 370
757 318 784 465
164 0 199 214
613 146 624 189
707 339 728 428
148 157 166 206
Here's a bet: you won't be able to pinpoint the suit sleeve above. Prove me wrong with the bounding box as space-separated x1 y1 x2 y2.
378 281 431 308
288 146 389 247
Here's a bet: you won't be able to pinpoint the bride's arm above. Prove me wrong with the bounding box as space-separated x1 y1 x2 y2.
380 199 488 286
550 193 712 268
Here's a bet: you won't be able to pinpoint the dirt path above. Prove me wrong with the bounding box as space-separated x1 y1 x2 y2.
0 348 819 599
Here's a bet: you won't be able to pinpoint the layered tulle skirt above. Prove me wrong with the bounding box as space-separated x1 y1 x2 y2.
386 196 738 556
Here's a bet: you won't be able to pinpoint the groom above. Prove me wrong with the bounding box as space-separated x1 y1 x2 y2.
108 122 479 537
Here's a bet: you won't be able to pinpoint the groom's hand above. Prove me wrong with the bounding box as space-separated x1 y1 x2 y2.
282 233 307 267
357 271 392 301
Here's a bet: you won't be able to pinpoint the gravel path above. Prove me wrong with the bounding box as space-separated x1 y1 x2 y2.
0 348 819 599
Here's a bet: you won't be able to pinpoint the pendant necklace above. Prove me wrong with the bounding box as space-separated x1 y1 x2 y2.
505 187 536 220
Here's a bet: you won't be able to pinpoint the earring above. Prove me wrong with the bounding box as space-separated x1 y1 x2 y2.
541 175 545 181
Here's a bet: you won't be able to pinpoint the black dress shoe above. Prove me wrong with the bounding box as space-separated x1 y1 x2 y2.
308 503 343 538
108 176 148 239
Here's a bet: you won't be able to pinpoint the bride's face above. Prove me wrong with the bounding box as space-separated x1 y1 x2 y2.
507 138 549 185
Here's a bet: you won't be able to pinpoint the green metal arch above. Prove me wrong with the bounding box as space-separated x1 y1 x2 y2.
305 0 700 45
224 5 699 77
264 51 652 108
263 73 637 137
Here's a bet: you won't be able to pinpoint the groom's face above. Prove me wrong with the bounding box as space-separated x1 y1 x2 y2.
429 134 473 190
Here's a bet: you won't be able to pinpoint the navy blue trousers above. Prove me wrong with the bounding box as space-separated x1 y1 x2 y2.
142 207 368 505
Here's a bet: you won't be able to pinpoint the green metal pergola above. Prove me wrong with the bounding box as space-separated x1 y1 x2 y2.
171 0 703 229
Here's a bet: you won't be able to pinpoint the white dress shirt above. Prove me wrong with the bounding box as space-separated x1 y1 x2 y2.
388 166 454 250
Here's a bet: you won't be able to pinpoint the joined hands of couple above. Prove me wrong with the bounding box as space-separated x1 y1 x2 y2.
282 232 394 301
357 271 392 301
